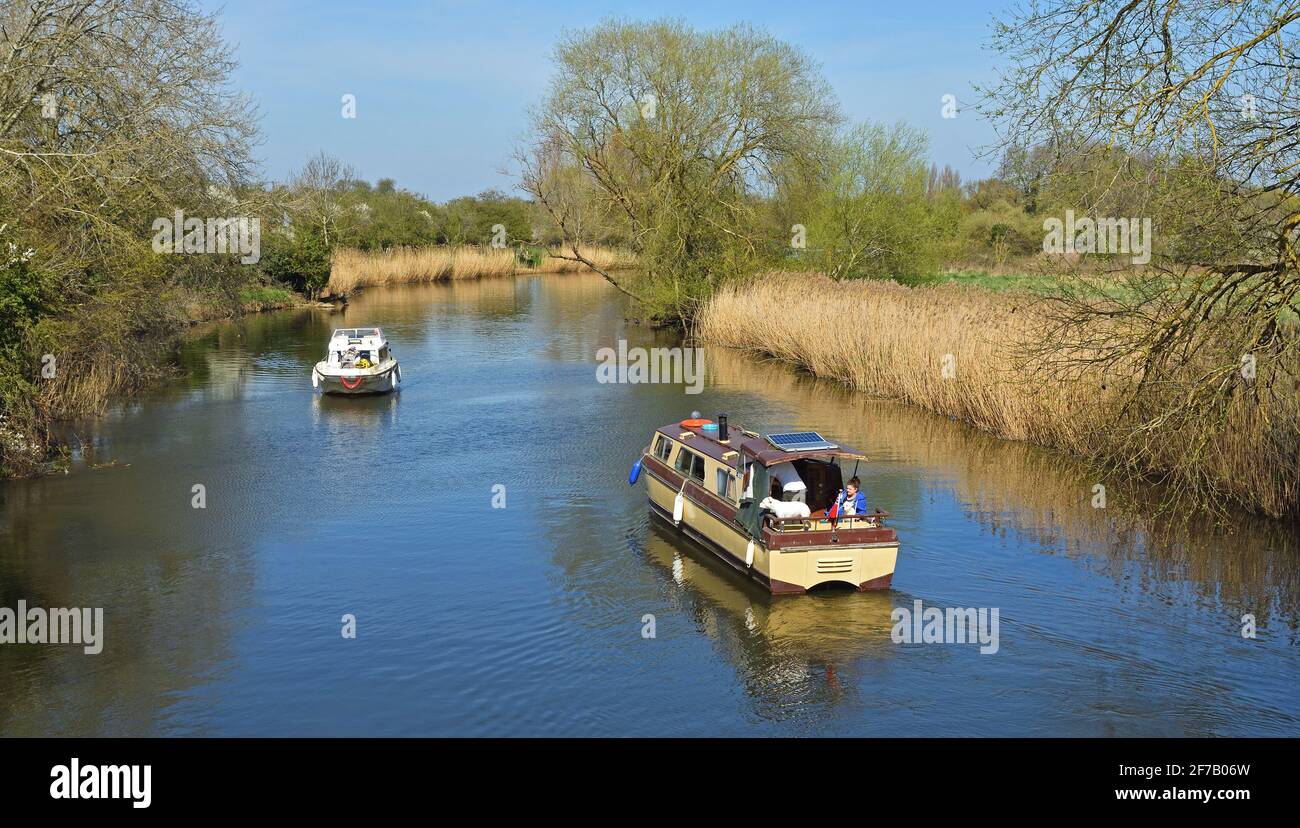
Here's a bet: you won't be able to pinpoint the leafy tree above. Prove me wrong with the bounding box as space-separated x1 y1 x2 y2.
0 0 258 473
520 19 841 321
807 122 939 281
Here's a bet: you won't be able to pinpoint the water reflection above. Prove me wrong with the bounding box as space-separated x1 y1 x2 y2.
311 390 401 426
638 519 895 717
0 459 253 736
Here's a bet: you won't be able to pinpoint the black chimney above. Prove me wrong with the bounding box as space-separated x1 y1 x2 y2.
718 413 729 442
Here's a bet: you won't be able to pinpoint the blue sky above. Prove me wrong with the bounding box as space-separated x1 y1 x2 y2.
205 0 1005 201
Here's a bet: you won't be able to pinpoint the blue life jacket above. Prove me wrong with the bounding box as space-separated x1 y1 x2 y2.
832 489 867 515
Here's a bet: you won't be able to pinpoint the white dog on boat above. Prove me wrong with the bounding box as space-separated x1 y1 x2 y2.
759 496 810 519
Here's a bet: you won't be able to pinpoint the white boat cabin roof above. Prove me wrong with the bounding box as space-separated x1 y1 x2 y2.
329 327 387 348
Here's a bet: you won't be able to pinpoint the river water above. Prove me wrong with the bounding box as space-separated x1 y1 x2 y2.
2 273 1297 736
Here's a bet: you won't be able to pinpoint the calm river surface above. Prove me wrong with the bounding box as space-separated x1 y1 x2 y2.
2 273 1298 736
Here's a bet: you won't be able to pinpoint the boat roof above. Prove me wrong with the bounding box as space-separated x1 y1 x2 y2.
654 421 867 466
330 327 386 343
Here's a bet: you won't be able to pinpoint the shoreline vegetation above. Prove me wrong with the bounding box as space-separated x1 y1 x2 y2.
2 248 615 478
696 274 1300 520
181 285 311 323
326 244 635 296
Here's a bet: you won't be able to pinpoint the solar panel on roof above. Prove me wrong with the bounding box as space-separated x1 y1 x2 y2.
765 431 838 452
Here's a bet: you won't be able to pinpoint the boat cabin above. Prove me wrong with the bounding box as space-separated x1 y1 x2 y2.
639 415 899 593
647 418 885 538
326 327 392 369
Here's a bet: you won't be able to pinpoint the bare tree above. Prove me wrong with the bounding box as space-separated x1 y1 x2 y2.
0 0 258 273
288 151 359 247
980 0 1300 517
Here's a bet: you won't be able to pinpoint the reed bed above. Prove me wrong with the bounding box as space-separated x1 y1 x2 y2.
695 272 1300 518
328 244 634 295
518 245 634 274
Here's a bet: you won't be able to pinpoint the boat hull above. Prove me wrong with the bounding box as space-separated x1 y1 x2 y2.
643 459 898 595
314 363 399 395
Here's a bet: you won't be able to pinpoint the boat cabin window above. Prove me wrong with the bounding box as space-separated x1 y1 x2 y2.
653 435 674 462
740 460 755 500
715 468 734 500
675 448 705 483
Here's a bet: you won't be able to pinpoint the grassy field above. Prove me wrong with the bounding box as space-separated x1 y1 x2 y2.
906 270 1075 292
902 267 1145 296
328 244 635 295
238 285 297 304
695 272 1300 519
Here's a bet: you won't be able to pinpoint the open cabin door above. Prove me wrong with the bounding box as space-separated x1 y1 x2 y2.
791 457 845 514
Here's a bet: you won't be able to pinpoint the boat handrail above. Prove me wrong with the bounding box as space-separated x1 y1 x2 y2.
765 509 889 532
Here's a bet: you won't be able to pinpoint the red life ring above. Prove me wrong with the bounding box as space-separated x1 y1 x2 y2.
340 375 364 390
680 418 712 428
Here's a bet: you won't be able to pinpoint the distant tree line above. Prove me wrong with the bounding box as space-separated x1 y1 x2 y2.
248 152 633 298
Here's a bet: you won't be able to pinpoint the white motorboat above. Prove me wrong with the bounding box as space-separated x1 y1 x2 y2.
312 327 401 395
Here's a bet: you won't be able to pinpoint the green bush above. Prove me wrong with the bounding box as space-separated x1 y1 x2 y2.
516 245 545 268
258 230 332 297
0 254 52 356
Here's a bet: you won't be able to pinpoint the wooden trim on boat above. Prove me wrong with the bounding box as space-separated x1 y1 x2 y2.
643 454 741 527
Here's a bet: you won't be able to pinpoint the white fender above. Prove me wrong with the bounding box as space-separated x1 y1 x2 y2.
390 369 398 389
672 491 684 524
311 369 319 389
745 539 754 567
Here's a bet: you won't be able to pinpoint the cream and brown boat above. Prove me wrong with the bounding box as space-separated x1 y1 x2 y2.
632 415 900 595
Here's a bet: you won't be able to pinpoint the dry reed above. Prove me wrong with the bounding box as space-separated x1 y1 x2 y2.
695 272 1300 518
328 244 634 295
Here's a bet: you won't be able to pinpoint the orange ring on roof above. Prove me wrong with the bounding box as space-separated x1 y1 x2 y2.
680 418 713 428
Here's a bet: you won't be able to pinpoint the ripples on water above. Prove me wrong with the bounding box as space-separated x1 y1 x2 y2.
0 274 1297 736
